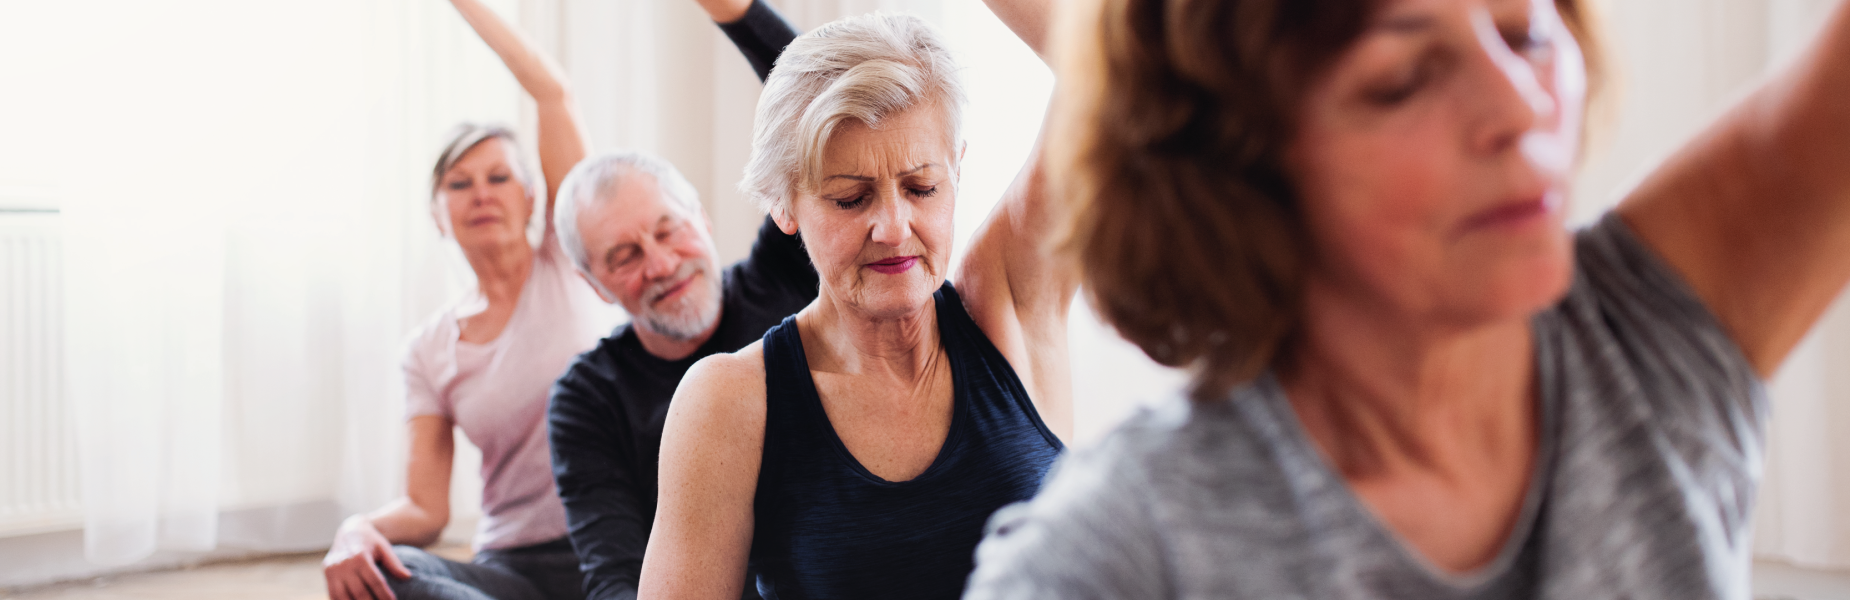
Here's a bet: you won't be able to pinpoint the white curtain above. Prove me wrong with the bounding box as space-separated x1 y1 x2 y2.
39 0 527 566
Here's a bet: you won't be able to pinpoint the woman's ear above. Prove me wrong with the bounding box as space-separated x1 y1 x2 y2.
771 201 799 236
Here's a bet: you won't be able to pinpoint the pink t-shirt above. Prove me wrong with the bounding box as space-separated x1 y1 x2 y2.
402 231 624 550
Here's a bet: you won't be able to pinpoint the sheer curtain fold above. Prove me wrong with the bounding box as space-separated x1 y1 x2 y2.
60 0 520 566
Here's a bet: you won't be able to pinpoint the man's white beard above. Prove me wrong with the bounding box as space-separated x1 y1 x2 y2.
639 259 723 341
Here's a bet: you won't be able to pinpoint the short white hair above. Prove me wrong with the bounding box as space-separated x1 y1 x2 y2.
430 123 544 240
553 150 702 286
432 123 541 206
740 13 966 218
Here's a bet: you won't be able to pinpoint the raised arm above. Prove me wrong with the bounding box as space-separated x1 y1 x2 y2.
698 0 801 84
691 0 753 23
1618 0 1850 377
981 0 1053 61
448 0 591 220
945 0 1074 439
955 128 1075 441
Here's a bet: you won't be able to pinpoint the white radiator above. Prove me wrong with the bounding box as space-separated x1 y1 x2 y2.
0 211 80 536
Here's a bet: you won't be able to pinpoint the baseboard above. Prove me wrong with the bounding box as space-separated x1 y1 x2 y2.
0 500 345 589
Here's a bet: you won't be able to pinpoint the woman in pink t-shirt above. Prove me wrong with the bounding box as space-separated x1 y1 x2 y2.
320 0 621 598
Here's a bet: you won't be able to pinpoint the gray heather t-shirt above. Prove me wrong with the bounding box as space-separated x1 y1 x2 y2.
964 214 1768 600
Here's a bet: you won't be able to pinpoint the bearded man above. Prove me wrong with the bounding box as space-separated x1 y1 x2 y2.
544 3 815 598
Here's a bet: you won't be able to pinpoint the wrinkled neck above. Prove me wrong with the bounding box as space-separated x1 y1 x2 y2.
801 294 941 385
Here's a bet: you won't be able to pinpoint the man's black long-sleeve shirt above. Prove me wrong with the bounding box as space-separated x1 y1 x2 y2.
549 212 816 600
549 5 803 598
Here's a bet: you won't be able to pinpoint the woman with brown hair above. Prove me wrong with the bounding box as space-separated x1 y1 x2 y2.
965 0 1850 597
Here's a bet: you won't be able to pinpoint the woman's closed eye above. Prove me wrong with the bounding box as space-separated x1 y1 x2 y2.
447 179 472 191
832 195 870 210
908 186 939 198
1363 56 1438 106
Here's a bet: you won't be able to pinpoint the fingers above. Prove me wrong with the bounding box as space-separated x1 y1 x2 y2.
358 561 399 600
328 573 367 600
376 542 413 580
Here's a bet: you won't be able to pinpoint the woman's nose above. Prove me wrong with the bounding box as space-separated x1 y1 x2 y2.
869 190 913 247
479 186 507 207
1466 10 1555 157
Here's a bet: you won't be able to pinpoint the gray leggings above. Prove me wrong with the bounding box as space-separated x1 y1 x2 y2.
387 538 586 600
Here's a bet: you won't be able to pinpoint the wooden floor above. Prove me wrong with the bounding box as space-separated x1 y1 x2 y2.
1 554 327 600
4 554 1849 599
0 546 471 600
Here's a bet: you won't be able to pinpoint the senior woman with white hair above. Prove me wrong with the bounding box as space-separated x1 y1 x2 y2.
320 2 619 600
637 7 1072 600
323 0 806 598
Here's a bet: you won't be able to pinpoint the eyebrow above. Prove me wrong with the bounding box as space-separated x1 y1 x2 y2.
601 215 674 266
823 163 939 183
1376 13 1436 34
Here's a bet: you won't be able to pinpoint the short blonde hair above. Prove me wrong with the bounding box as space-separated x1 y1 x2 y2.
740 13 965 217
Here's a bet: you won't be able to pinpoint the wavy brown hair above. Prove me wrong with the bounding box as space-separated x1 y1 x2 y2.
1049 0 1604 400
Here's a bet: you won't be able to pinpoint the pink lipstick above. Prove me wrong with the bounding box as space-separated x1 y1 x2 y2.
866 256 918 275
1459 193 1558 235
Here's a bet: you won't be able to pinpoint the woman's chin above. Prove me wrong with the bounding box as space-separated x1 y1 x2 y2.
841 275 939 321
1450 251 1575 327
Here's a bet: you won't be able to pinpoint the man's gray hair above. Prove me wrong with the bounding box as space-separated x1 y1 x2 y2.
740 13 966 218
554 150 703 286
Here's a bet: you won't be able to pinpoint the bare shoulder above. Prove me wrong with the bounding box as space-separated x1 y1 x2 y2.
680 342 767 404
665 341 769 449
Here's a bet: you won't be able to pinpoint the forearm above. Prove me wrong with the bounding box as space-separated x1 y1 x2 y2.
982 0 1053 61
694 0 752 24
551 390 650 600
557 476 649 599
563 506 645 600
449 0 572 102
715 0 800 83
1749 0 1850 202
359 499 448 547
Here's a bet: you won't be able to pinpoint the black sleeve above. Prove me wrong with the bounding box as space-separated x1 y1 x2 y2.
735 215 820 306
716 0 801 83
549 358 647 600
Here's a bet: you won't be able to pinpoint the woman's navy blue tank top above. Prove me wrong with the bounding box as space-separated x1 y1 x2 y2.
750 282 1064 600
